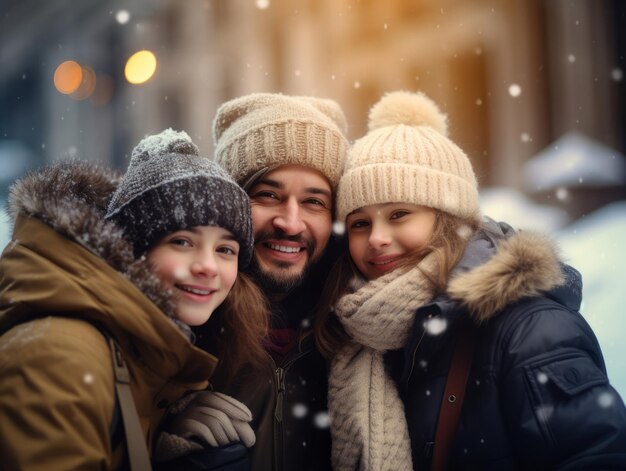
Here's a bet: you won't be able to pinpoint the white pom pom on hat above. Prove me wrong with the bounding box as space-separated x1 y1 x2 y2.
337 90 481 223
367 90 449 136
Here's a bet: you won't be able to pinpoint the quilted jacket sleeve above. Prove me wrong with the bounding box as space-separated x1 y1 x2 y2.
498 298 626 469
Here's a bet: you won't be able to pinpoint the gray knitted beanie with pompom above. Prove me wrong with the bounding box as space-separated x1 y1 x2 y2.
106 128 253 266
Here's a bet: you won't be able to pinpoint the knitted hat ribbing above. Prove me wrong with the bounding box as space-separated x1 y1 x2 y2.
105 128 253 266
337 91 480 222
212 93 349 189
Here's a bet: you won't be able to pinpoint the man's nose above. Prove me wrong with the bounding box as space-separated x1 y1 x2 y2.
273 198 306 235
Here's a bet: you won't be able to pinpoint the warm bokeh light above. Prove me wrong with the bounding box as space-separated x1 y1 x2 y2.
90 74 114 106
124 50 157 84
53 60 83 94
70 65 97 100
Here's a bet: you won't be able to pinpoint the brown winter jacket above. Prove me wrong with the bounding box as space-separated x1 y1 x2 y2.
0 162 218 470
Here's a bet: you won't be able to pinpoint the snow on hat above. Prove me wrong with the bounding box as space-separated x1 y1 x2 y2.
212 93 349 190
337 91 481 223
106 128 253 266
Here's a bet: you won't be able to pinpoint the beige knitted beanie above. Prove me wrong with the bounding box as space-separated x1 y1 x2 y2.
337 91 481 222
212 93 349 189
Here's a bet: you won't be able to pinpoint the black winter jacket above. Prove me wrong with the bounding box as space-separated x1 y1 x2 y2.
391 222 626 470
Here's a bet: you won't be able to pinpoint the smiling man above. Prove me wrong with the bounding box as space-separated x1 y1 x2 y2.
206 93 349 471
247 164 333 294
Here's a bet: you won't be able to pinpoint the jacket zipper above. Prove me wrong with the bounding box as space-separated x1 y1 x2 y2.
406 330 426 383
275 366 285 422
273 348 309 471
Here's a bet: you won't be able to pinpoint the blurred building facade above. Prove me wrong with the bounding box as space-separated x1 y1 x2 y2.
1 0 624 196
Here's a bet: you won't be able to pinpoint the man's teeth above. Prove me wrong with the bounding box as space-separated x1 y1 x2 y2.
179 286 212 295
269 244 302 253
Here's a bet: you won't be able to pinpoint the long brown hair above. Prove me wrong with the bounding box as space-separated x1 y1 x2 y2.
314 210 478 359
195 271 270 384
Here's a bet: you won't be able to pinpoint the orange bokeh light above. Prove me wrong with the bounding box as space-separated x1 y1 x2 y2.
54 60 83 94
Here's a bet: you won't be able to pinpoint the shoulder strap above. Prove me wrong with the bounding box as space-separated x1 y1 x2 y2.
431 327 477 471
106 336 153 471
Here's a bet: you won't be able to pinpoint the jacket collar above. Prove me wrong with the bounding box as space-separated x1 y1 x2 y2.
446 218 581 323
7 161 177 320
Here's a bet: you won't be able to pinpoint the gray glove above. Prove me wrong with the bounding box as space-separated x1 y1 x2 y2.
168 391 256 448
154 391 255 463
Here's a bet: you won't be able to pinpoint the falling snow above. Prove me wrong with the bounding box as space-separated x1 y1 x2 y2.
292 403 308 418
313 411 330 429
556 187 568 201
116 10 130 24
535 405 554 423
508 84 522 97
598 391 615 408
332 220 345 236
423 317 447 336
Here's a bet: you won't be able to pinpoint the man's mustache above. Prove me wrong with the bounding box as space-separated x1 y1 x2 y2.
255 230 315 257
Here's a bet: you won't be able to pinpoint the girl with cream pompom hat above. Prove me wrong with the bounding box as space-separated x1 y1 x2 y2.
316 91 626 470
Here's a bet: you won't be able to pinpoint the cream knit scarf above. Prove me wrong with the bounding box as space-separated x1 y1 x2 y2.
328 254 437 471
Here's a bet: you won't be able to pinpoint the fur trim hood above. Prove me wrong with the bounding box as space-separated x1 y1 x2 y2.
5 161 177 322
446 219 580 323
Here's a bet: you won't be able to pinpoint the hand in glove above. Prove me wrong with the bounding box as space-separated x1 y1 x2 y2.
168 391 256 448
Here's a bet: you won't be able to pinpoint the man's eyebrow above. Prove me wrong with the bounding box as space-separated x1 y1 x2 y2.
305 187 332 199
256 178 283 190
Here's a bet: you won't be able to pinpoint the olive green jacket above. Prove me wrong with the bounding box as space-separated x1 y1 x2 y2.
0 162 218 470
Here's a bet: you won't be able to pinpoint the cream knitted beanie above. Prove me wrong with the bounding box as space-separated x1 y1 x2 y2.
212 93 349 189
337 91 480 222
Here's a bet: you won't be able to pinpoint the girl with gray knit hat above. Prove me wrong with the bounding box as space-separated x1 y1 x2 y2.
0 128 268 470
105 128 271 465
316 91 626 470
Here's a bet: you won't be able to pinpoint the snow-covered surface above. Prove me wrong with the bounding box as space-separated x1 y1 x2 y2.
555 201 626 398
522 132 626 193
480 187 571 231
0 206 9 252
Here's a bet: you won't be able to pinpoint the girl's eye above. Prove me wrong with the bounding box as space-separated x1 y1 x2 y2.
390 210 410 220
170 238 191 247
217 246 238 255
348 220 369 230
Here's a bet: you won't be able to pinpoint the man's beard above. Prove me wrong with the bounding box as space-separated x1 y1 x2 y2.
248 230 318 294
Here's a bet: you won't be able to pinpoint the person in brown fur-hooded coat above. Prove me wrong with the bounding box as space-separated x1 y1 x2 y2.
0 129 269 470
315 91 626 470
